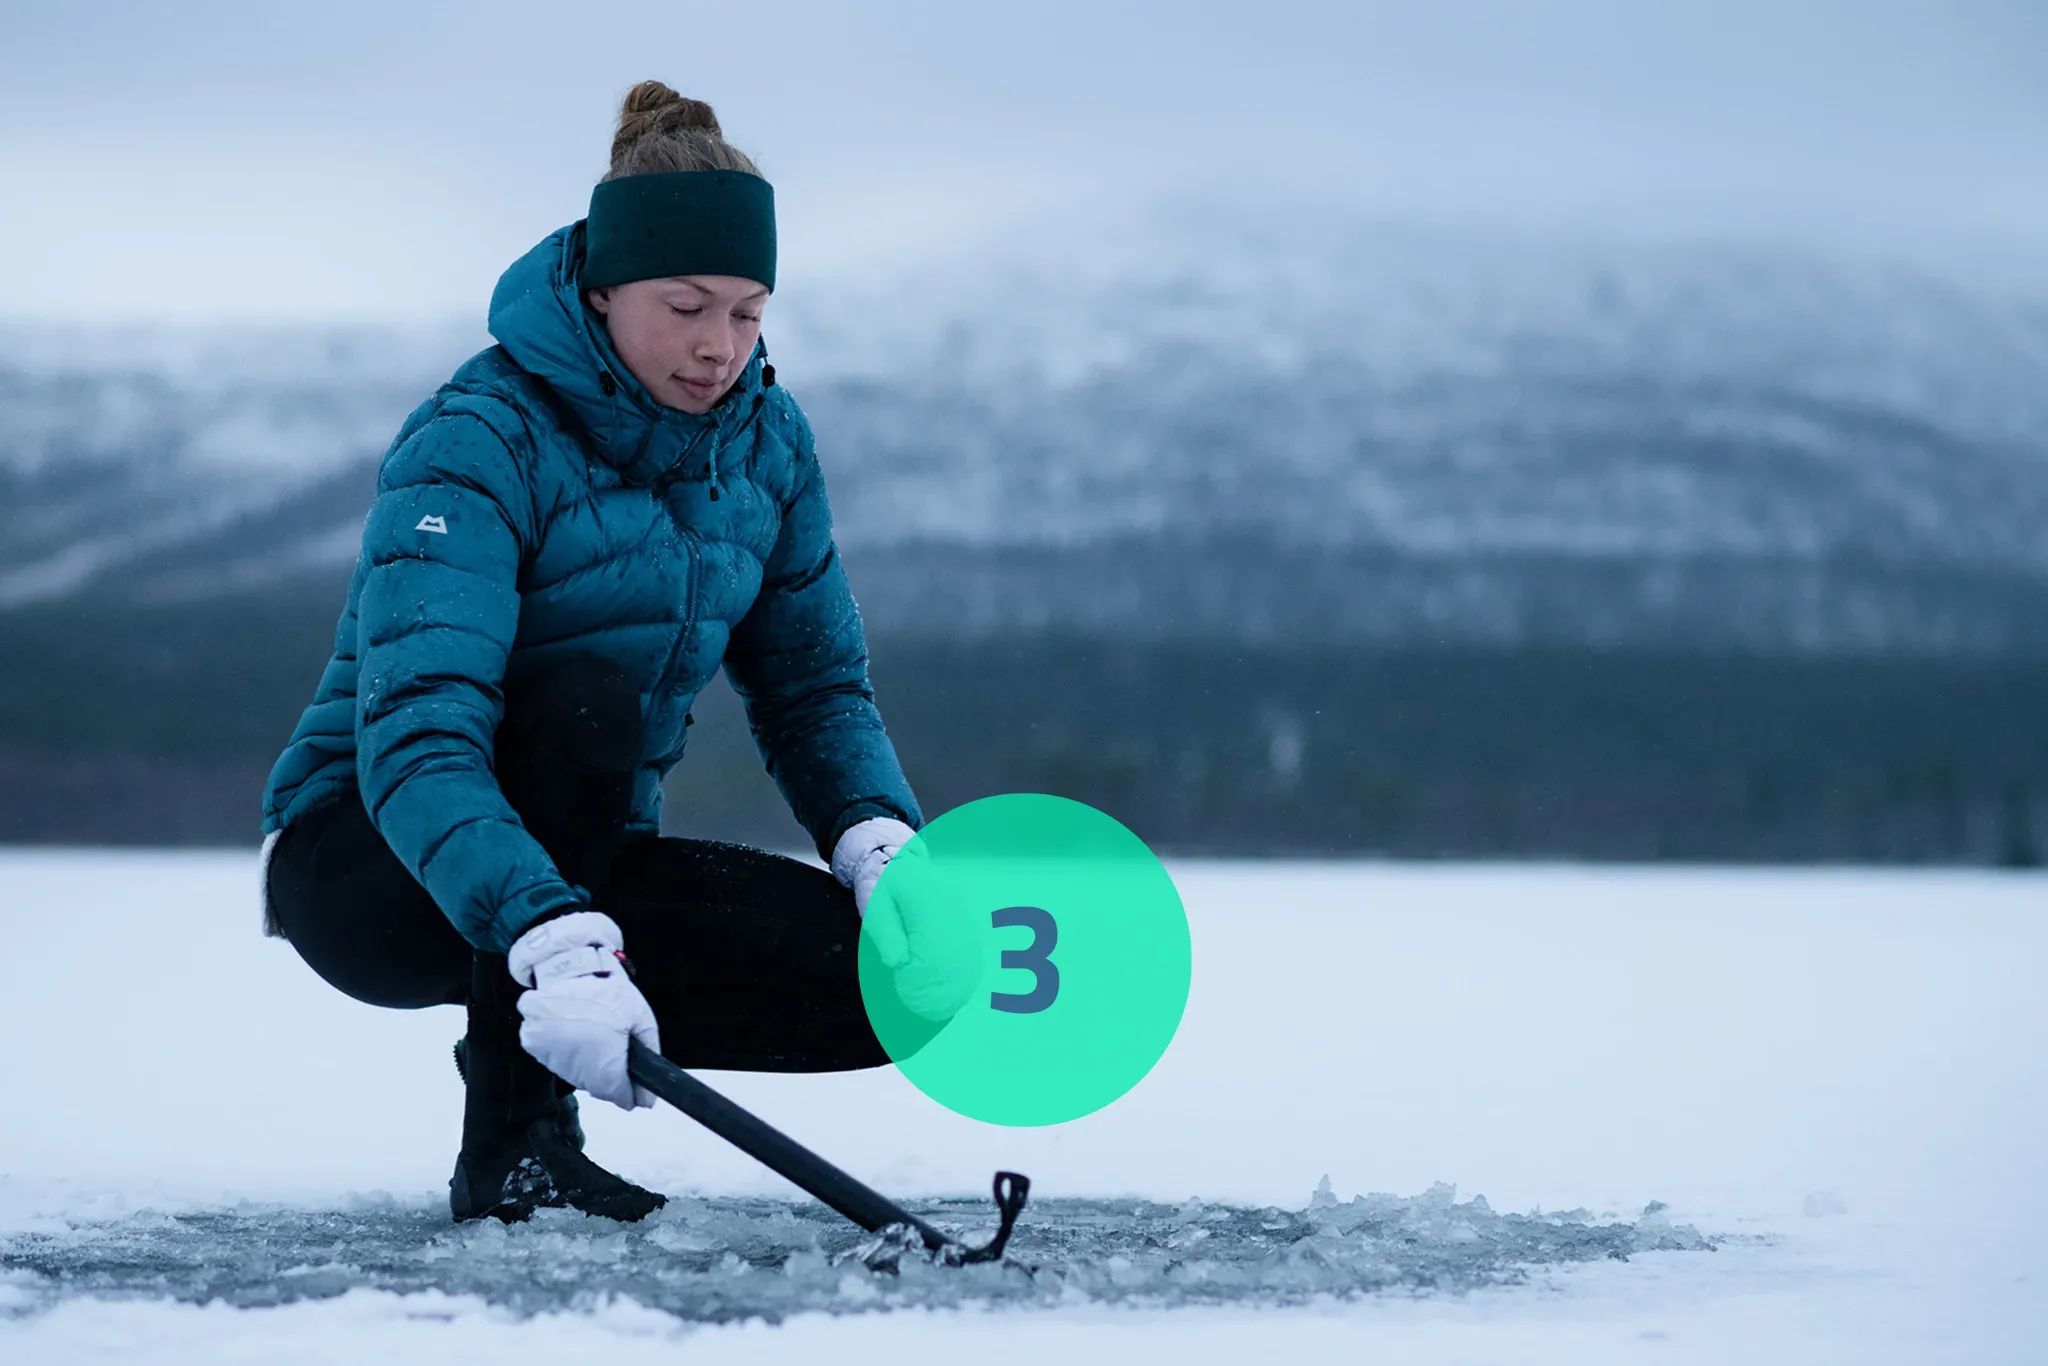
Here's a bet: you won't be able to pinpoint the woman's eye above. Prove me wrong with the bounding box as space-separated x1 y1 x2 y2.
669 305 703 318
735 313 760 324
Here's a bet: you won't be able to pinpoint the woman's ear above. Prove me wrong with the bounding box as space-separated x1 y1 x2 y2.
585 286 613 316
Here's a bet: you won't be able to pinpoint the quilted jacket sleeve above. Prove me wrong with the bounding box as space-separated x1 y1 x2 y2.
721 421 925 860
353 413 589 952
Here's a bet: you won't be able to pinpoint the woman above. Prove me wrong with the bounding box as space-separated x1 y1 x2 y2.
260 82 974 1224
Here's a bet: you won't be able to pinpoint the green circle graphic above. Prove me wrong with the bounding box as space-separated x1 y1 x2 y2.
857 793 1192 1126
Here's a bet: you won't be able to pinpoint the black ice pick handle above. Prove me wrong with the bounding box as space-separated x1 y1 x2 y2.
626 1039 1028 1263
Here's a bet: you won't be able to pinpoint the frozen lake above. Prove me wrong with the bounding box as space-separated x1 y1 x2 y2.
1 850 2043 1362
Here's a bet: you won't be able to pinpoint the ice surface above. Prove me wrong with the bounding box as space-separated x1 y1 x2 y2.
0 1182 1712 1323
2 853 2044 1363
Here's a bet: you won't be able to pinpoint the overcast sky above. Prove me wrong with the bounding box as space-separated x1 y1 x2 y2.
3 0 2044 321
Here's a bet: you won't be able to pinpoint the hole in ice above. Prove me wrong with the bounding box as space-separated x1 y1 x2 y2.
0 1181 1713 1322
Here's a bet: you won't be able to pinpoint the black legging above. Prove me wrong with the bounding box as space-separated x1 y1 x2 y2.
265 656 918 1072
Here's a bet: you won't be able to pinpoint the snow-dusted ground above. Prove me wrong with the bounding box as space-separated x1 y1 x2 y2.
2 850 2043 1362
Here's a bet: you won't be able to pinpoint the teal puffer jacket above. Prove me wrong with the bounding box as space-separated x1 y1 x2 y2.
260 222 923 953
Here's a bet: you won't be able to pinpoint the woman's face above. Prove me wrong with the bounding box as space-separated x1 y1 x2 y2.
585 275 768 414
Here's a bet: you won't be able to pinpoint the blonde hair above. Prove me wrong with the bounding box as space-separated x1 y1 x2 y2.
604 80 761 181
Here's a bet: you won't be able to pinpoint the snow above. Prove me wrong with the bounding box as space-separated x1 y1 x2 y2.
2 849 2045 1361
11 220 2048 613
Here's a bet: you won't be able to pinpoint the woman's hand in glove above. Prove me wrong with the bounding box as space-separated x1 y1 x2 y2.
507 910 659 1110
832 817 982 1023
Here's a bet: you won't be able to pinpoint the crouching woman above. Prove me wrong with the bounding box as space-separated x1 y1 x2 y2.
258 82 972 1223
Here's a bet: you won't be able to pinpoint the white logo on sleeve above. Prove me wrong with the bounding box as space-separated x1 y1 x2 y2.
415 514 449 534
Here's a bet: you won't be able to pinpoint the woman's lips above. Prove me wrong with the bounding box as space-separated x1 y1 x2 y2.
675 375 721 397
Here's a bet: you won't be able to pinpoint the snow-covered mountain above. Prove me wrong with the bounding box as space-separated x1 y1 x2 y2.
5 212 2045 653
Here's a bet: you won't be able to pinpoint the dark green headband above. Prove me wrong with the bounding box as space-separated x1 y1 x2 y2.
582 170 777 292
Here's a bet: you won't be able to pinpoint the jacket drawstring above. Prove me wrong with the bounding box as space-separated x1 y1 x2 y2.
666 371 770 503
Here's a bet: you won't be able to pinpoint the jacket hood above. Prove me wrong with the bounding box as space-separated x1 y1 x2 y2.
487 221 769 489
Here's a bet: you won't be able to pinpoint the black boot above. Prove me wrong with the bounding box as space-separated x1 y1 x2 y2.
454 1036 585 1149
449 951 666 1224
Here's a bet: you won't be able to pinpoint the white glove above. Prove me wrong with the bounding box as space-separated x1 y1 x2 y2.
508 910 659 1110
832 816 919 917
833 817 981 1022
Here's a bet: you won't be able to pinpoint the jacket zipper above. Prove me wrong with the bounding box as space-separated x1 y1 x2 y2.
643 392 763 741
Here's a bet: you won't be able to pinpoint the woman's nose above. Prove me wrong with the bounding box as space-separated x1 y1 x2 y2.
697 325 735 367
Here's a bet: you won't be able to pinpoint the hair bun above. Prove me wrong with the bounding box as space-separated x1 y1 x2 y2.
613 81 724 169
602 80 759 181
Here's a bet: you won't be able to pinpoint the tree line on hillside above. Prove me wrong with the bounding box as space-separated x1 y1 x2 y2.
2 589 2044 864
